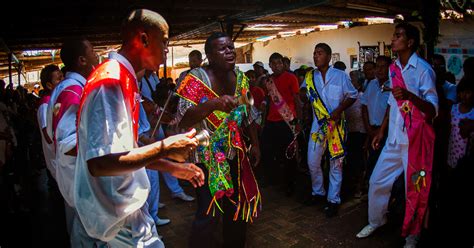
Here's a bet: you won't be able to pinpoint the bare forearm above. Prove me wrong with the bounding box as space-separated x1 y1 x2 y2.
409 93 436 120
87 140 166 177
379 107 390 133
146 158 183 173
362 105 371 131
179 101 217 129
335 98 356 114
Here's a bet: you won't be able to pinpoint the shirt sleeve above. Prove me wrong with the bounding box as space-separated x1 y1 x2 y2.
84 83 134 161
360 86 369 106
419 68 439 115
342 73 358 99
37 103 48 129
289 74 299 94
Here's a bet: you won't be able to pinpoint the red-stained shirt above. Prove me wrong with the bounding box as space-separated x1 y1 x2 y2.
266 71 299 122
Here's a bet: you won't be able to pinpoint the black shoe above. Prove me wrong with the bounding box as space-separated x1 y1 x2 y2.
324 202 339 218
303 194 325 206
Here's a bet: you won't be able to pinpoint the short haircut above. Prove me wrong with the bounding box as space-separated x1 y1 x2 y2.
40 64 60 89
245 70 256 78
433 54 446 65
204 32 229 54
364 61 376 68
463 57 474 74
269 52 284 64
395 22 420 52
189 50 202 60
376 56 392 65
314 43 332 55
333 61 346 70
60 37 88 69
121 9 168 43
282 57 291 65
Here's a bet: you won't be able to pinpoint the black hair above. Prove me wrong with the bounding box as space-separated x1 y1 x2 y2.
314 43 332 56
282 57 291 65
395 22 420 52
433 54 446 66
463 57 474 76
189 50 202 60
121 9 168 43
364 61 376 68
60 37 88 69
204 32 230 54
333 61 346 70
40 64 60 89
376 56 392 65
269 52 284 64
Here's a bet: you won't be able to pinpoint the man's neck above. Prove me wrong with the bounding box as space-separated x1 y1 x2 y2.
378 78 388 86
119 47 143 74
318 65 329 82
398 50 413 68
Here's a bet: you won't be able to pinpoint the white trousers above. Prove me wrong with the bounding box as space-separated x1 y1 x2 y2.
307 120 344 204
368 142 408 228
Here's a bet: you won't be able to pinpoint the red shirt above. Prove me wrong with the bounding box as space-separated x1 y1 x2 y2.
266 71 299 122
250 85 265 109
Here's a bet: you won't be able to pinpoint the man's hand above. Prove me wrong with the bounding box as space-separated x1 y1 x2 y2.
392 87 412 101
249 145 261 167
211 95 238 113
161 129 199 162
170 163 205 188
329 109 342 123
371 129 385 150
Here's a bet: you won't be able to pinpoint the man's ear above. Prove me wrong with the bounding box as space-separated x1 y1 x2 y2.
141 32 149 47
46 82 53 90
407 39 414 49
78 56 87 66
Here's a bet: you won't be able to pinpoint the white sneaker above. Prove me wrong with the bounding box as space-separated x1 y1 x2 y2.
172 192 195 202
403 235 418 248
155 218 171 226
356 224 377 238
158 202 166 209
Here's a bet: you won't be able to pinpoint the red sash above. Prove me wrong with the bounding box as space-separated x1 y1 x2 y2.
78 60 139 143
390 63 435 236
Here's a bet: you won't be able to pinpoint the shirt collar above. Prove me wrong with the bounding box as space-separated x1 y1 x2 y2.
65 71 86 86
395 52 418 70
108 52 137 81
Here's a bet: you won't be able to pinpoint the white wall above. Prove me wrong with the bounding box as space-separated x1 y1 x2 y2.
251 23 395 72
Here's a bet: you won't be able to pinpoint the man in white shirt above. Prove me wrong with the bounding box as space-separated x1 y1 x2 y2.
356 23 438 248
37 64 63 179
74 9 204 247
360 56 391 181
301 43 358 217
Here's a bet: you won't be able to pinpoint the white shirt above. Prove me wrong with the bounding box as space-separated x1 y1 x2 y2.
386 53 438 145
46 72 85 207
360 79 390 126
37 100 56 177
74 52 151 241
301 67 358 127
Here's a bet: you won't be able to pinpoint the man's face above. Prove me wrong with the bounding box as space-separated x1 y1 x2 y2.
145 28 169 71
432 58 446 72
51 70 63 87
83 40 99 74
391 27 411 53
253 65 264 75
363 63 376 80
375 60 389 81
269 58 284 76
189 55 202 69
208 37 236 71
313 47 331 68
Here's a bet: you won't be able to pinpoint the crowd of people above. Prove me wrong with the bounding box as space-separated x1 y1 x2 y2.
1 8 473 248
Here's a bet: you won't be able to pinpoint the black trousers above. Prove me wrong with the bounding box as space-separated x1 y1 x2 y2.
189 160 247 248
260 120 296 187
